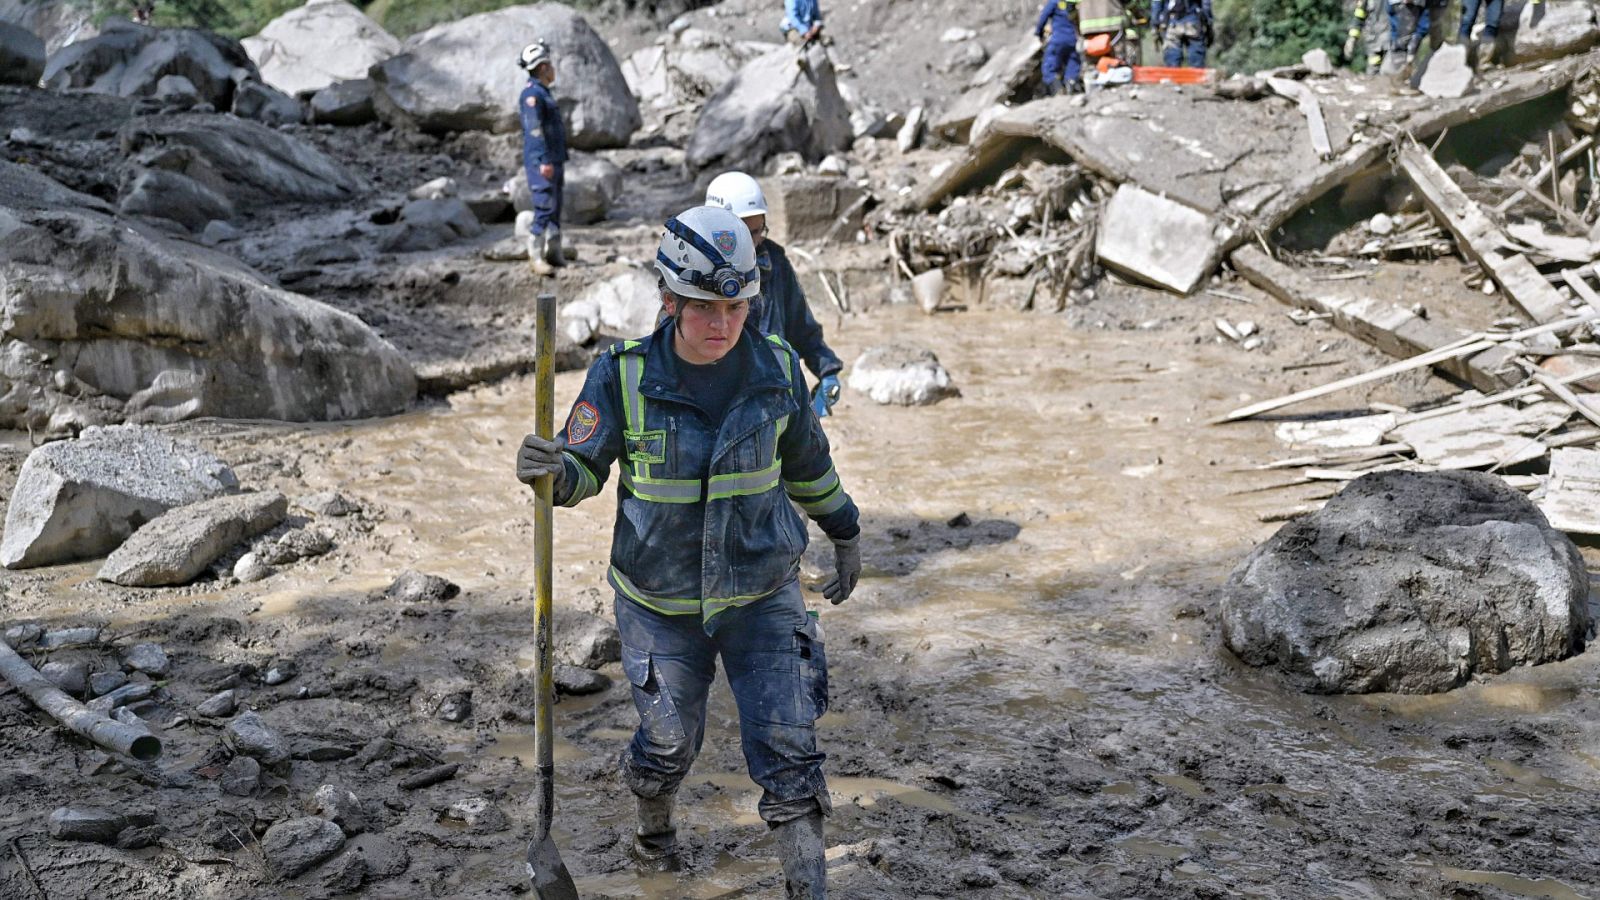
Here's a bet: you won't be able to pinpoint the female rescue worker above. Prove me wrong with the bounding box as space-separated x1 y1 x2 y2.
516 205 862 899
705 171 845 418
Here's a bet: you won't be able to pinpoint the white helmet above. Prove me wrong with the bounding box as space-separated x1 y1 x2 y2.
654 206 760 302
519 41 551 73
704 171 767 219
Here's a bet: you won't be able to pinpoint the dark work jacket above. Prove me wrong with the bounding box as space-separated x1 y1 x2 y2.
519 79 568 171
553 321 859 629
754 240 844 379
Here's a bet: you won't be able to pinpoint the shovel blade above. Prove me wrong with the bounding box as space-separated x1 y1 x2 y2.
526 834 580 900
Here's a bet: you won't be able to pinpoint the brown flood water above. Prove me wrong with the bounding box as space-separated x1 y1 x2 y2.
3 306 1598 898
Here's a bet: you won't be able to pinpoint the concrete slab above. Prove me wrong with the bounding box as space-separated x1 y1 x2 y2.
1095 185 1226 295
1539 446 1600 534
764 174 865 244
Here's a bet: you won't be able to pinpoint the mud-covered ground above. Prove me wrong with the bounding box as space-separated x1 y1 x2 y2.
3 289 1599 899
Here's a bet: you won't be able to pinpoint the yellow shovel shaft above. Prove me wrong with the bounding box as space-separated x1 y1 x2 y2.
533 292 557 813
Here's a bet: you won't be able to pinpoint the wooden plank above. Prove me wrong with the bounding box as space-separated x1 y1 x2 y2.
1231 245 1518 393
1398 144 1570 324
1496 136 1593 214
1561 269 1600 316
1524 367 1600 431
1538 447 1600 534
1388 401 1568 469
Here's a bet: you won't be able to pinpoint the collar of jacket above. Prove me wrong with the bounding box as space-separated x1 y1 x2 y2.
633 319 791 409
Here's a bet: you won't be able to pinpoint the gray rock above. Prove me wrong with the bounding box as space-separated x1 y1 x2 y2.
153 74 200 108
312 784 366 835
378 197 483 253
123 643 170 676
196 689 237 717
436 691 471 722
115 824 166 849
199 219 241 245
463 188 513 224
385 569 460 603
1301 47 1334 75
42 19 256 108
0 22 45 86
0 204 415 438
38 626 101 649
89 670 127 697
343 833 409 877
298 490 358 517
944 41 988 73
86 681 155 714
849 345 959 406
443 797 509 833
320 849 368 892
262 658 298 685
1417 42 1473 99
232 79 304 126
40 660 89 696
563 155 624 225
561 270 660 341
256 527 334 565
1 426 236 569
48 807 125 843
119 168 236 233
687 43 851 173
120 113 361 209
1507 0 1599 63
241 0 400 97
931 34 1041 144
409 176 457 200
554 608 621 668
765 174 865 244
98 491 288 587
3 624 42 647
261 816 345 878
371 3 639 148
233 552 272 582
554 663 611 695
219 755 261 796
201 810 256 850
225 710 290 766
1222 471 1592 694
309 78 377 126
897 106 924 154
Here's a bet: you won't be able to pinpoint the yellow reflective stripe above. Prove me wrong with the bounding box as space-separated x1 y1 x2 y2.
620 469 701 503
702 589 779 621
561 451 599 507
775 414 788 446
765 335 792 386
798 487 848 516
784 465 838 499
620 354 645 434
1353 8 1366 17
1081 15 1123 28
610 566 700 615
707 462 781 500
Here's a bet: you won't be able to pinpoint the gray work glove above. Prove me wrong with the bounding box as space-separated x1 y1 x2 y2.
820 534 861 605
516 433 567 492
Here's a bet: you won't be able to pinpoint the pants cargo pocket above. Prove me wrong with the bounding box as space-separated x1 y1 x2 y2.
623 644 686 746
796 617 829 720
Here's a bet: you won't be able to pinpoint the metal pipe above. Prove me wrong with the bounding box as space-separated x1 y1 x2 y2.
0 637 161 761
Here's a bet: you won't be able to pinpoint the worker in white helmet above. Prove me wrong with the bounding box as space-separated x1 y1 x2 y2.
705 171 846 418
517 205 860 898
516 40 566 275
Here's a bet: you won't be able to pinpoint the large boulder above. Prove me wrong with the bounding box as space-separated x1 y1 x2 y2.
1221 471 1591 694
98 490 287 586
1503 0 1599 62
120 113 361 208
377 197 484 253
119 168 235 232
231 79 304 126
558 269 660 343
0 425 237 569
509 154 622 225
370 2 639 148
309 78 376 125
0 21 43 85
241 0 399 97
0 202 416 436
686 43 851 173
622 28 777 111
0 0 97 54
41 19 256 109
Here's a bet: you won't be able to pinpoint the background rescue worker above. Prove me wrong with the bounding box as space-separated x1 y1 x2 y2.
781 0 824 44
1078 0 1146 69
1035 0 1083 95
1388 0 1447 77
1458 0 1504 66
516 205 862 899
705 171 846 418
1344 0 1428 72
517 40 567 276
1153 0 1212 67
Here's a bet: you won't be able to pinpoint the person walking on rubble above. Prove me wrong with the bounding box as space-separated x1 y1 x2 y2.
1153 0 1212 67
705 172 846 418
1388 0 1448 79
1035 0 1084 95
515 205 862 899
517 40 567 276
781 0 824 45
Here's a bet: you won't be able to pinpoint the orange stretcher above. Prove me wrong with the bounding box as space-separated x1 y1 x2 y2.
1131 66 1217 85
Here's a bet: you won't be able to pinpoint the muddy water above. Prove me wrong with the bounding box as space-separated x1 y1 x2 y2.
5 305 1600 898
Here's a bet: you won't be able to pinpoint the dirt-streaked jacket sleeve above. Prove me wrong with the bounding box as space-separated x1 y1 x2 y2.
553 354 621 507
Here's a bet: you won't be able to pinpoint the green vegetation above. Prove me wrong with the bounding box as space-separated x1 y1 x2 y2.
1212 0 1347 73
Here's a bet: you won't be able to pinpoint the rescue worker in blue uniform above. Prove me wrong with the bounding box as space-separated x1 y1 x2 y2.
516 205 862 899
517 40 567 276
705 171 845 418
1035 0 1083 95
1153 0 1212 67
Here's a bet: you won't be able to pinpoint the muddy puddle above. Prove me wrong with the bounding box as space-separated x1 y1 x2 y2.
3 305 1600 899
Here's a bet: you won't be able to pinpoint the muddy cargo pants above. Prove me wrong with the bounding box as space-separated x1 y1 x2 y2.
615 580 832 825
526 162 564 235
1041 30 1080 93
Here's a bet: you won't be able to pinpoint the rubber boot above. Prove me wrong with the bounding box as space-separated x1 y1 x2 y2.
773 812 826 899
528 230 554 276
628 791 680 872
545 227 566 268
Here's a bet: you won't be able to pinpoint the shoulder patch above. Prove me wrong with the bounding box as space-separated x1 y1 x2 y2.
525 96 538 107
567 401 600 445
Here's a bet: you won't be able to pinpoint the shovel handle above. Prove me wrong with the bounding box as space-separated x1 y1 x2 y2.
533 292 557 836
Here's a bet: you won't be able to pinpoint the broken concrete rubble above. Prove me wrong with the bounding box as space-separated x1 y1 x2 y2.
1096 185 1227 295
765 174 866 244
